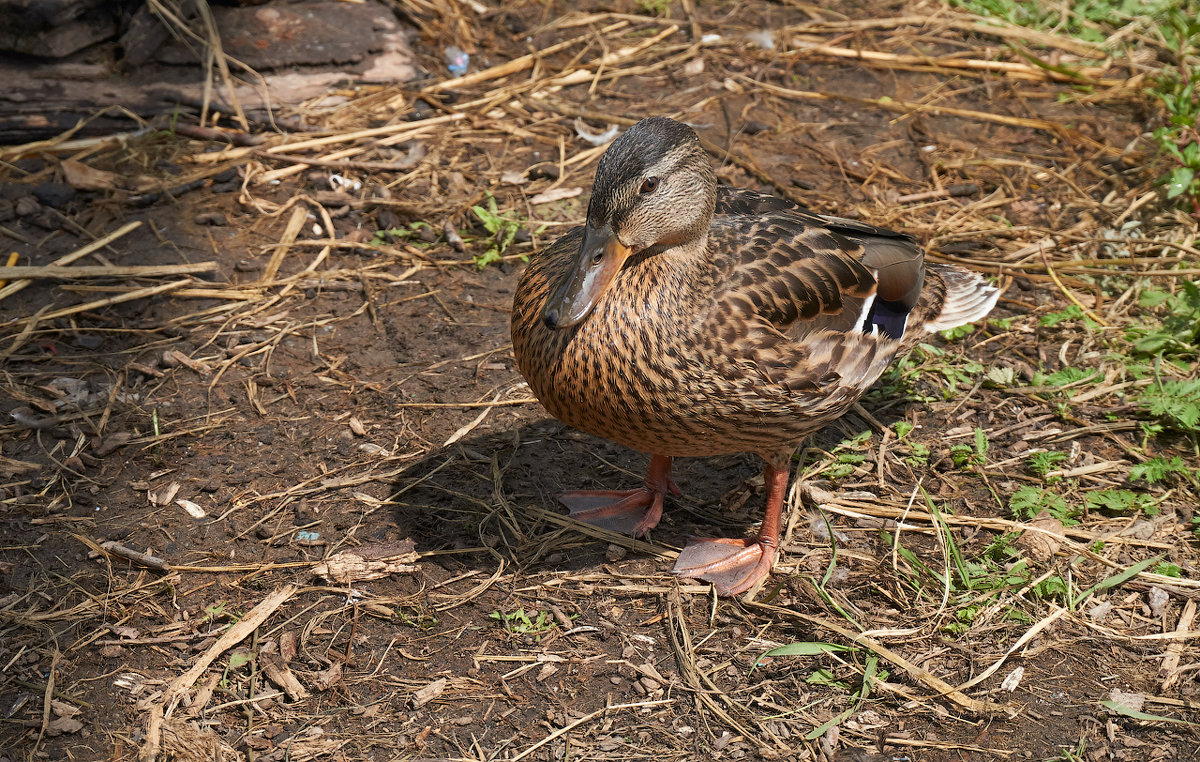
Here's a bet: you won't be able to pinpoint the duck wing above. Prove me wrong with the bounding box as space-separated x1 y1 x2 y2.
711 187 925 339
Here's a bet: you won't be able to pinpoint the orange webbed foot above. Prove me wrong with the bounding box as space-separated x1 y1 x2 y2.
559 454 680 537
672 536 778 595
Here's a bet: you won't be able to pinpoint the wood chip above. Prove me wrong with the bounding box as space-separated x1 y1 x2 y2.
412 677 447 708
311 540 419 583
261 652 310 701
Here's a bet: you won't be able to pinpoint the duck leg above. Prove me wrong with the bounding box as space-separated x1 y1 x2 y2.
672 461 789 595
560 454 680 536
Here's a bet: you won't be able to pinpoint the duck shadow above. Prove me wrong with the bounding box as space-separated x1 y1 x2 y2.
387 406 905 583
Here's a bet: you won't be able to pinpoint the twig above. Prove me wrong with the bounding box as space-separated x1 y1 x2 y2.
100 541 173 573
0 220 142 302
0 279 192 330
0 263 218 280
423 21 629 93
1040 246 1110 326
739 75 1118 155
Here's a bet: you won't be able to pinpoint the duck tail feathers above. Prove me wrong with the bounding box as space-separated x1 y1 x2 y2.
924 265 1000 333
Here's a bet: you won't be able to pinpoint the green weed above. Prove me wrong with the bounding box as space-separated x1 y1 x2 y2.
489 608 557 638
634 0 670 15
1153 561 1182 577
373 220 436 245
949 427 988 468
824 432 872 479
1130 454 1193 483
471 193 533 268
1010 485 1079 525
951 0 1181 45
1084 488 1158 515
1140 376 1200 432
1148 8 1200 212
1127 282 1200 358
939 322 980 341
1026 450 1068 480
1040 304 1096 329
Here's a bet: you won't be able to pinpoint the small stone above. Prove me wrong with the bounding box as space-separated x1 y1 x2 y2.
605 543 627 562
33 182 75 209
194 212 227 226
15 195 40 217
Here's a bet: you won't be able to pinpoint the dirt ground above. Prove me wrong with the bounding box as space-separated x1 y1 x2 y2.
2 1 1199 761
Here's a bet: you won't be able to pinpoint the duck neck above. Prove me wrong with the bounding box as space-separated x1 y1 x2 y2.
646 232 709 264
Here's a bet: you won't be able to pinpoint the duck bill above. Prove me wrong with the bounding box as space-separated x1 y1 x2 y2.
542 224 632 329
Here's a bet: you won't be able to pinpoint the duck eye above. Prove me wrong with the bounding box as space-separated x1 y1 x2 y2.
640 176 659 194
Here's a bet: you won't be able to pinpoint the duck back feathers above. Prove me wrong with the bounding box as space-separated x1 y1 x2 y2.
512 171 997 464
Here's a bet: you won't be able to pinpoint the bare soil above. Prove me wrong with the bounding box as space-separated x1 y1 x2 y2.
1 2 1198 761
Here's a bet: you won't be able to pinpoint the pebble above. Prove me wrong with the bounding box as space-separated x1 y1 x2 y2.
32 182 75 209
15 195 40 216
605 543 627 561
194 212 227 226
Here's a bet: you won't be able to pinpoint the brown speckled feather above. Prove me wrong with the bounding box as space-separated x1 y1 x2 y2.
514 177 997 472
510 116 999 594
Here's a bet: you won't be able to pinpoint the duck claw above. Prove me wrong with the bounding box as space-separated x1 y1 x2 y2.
560 486 665 536
672 536 777 596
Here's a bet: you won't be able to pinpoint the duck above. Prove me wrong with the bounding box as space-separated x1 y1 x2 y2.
510 116 999 595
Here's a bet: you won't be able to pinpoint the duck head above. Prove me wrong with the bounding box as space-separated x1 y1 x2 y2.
543 116 718 329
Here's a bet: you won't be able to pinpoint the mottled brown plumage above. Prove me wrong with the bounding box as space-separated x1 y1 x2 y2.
511 117 999 595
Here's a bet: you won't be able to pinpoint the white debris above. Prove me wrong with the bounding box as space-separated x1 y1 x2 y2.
574 117 620 146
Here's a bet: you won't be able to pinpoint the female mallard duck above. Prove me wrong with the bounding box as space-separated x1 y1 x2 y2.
511 116 999 595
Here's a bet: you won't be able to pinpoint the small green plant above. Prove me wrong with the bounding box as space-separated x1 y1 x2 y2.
1140 377 1200 432
1010 485 1079 525
1130 454 1192 483
825 432 872 478
949 428 988 468
1084 488 1157 515
489 608 557 638
1148 8 1200 214
201 602 238 624
939 322 979 341
471 193 524 269
396 606 438 630
1127 282 1200 357
985 366 1017 387
1040 304 1089 328
1026 450 1068 480
905 441 931 467
1035 367 1101 388
1154 561 1182 577
634 0 670 15
1033 574 1071 602
372 220 436 245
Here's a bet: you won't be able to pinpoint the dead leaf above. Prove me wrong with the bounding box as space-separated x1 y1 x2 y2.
51 699 81 717
147 481 181 507
1017 511 1064 561
280 630 298 663
412 677 446 708
313 662 342 691
46 716 84 736
61 159 116 191
529 186 582 205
